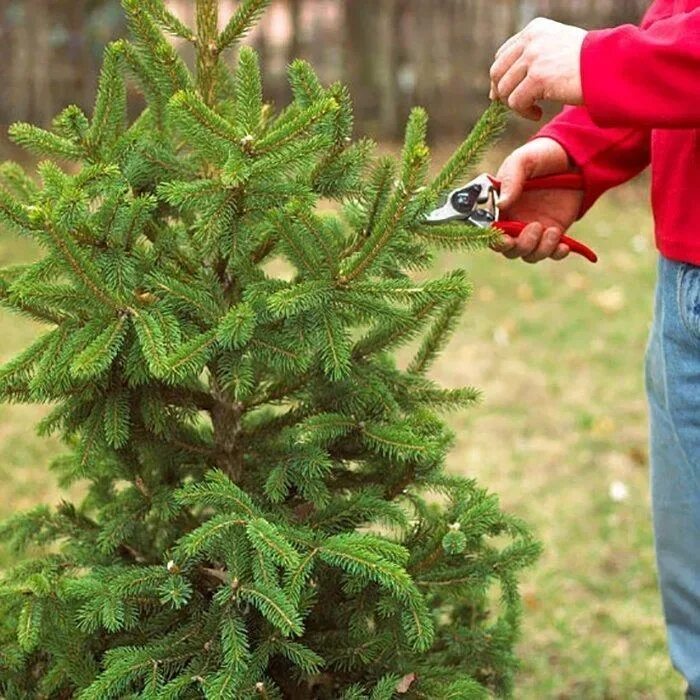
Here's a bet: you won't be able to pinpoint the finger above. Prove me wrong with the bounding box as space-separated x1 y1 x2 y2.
523 226 561 263
496 154 530 210
507 77 543 121
502 222 543 259
495 30 524 59
489 41 524 94
495 58 528 103
490 234 516 253
551 243 571 261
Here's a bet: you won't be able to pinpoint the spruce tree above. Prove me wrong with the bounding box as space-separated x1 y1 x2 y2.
0 1 540 697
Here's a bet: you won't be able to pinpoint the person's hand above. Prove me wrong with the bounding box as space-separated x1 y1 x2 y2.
489 18 587 121
493 137 584 263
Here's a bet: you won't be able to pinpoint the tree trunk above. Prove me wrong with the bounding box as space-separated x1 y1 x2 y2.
27 0 53 125
288 0 302 62
344 0 378 132
376 0 399 138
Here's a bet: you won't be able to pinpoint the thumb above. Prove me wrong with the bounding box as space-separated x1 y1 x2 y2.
496 155 530 210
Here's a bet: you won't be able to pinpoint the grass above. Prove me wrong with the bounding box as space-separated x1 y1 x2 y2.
0 168 681 696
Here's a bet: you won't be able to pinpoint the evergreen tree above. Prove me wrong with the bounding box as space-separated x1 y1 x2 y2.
0 1 540 697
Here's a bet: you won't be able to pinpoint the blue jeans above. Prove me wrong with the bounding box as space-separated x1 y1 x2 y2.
646 255 700 697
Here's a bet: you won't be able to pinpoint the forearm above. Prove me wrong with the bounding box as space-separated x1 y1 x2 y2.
537 107 650 216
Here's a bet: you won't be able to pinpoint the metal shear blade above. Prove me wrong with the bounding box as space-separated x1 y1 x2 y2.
424 174 499 227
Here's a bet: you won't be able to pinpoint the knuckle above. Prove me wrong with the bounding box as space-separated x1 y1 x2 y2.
527 63 543 82
518 238 537 255
519 148 537 169
497 81 512 99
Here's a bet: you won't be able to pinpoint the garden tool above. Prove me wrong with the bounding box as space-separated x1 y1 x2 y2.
425 172 598 263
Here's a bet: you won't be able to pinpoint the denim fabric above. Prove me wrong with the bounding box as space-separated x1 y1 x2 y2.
645 255 700 697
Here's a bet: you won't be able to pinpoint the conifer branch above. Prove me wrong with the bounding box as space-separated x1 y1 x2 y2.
246 371 310 409
44 221 119 309
0 188 41 234
144 0 196 42
8 123 82 161
338 109 429 284
122 0 192 93
408 296 468 375
160 386 216 413
415 223 499 250
424 101 508 202
218 0 273 53
0 279 66 325
385 467 416 501
411 545 446 576
199 565 229 585
251 232 278 264
341 158 395 260
86 43 127 157
167 435 217 458
119 542 148 564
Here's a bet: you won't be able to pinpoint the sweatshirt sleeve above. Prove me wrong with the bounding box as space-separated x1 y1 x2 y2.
582 9 700 128
536 106 650 216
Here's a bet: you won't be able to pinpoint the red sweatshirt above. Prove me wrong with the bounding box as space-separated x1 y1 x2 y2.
537 0 700 264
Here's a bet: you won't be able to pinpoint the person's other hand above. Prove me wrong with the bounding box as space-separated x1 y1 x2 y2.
489 18 587 121
493 137 584 263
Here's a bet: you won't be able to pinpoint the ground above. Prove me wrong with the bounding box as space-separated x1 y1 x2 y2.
0 170 683 697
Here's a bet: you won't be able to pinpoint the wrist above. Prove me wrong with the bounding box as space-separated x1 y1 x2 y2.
524 136 574 175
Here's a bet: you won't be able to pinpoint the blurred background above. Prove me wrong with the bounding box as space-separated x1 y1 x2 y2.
0 0 648 139
0 1 677 698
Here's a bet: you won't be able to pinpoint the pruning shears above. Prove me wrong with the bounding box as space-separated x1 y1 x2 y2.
425 173 598 263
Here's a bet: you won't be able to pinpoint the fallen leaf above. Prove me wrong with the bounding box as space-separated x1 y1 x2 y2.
522 586 540 611
493 327 510 347
609 480 629 503
628 445 647 467
591 286 625 314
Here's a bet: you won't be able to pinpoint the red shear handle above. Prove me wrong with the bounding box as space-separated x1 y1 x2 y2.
521 173 584 192
496 220 598 264
488 173 584 192
490 172 597 263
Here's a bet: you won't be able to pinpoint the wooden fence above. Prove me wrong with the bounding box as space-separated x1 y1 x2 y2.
0 0 648 140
